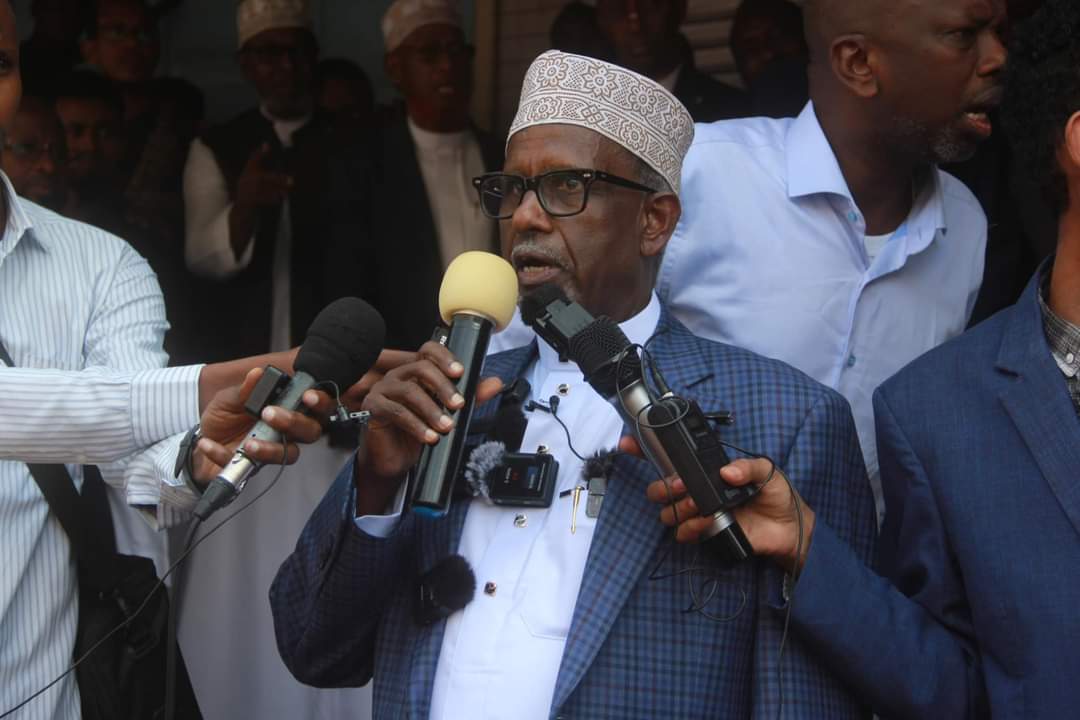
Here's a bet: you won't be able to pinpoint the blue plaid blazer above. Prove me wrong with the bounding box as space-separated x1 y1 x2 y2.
270 309 876 719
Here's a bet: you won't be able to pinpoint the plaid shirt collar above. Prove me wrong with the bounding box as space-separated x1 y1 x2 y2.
1038 266 1080 413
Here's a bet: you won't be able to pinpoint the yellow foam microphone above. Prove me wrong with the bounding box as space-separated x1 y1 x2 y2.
438 251 519 331
412 252 519 517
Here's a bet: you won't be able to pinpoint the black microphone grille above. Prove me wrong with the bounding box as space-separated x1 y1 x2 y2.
520 284 568 327
568 318 641 398
295 298 387 389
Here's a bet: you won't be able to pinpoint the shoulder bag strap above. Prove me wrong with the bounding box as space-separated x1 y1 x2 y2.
0 336 116 585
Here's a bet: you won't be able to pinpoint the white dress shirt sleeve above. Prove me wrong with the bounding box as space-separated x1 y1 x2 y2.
183 138 255 278
353 482 407 537
0 242 204 526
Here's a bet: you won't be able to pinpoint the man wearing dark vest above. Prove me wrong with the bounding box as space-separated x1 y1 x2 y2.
325 0 501 351
183 0 330 361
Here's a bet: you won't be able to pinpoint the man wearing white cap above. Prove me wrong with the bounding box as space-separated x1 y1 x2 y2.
182 0 334 361
322 0 501 351
271 50 874 719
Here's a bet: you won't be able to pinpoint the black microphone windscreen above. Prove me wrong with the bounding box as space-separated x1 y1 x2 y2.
520 284 569 326
426 554 477 611
568 318 641 398
295 298 387 389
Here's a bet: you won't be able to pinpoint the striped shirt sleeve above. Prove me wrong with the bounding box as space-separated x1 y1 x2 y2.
0 365 201 464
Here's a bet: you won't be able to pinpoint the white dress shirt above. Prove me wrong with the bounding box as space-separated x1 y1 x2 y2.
0 175 201 720
491 105 987 522
182 110 309 352
659 103 986 519
359 295 662 720
407 117 491 270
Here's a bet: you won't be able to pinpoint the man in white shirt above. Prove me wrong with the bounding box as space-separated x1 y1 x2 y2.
657 0 1006 519
0 7 349 713
323 0 501 352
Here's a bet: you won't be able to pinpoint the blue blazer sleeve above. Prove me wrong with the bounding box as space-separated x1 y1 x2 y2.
752 389 876 719
789 388 987 719
269 456 416 688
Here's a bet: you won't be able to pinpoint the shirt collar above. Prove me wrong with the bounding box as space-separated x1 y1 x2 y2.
0 171 43 256
1038 263 1080 379
785 102 947 237
536 292 663 375
785 102 853 201
908 168 948 238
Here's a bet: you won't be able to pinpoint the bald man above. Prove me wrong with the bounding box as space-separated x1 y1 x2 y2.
656 0 1006 521
652 1 1080 717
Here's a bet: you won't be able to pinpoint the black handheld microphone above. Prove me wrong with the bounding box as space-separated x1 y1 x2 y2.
521 287 755 565
193 298 386 521
410 252 519 517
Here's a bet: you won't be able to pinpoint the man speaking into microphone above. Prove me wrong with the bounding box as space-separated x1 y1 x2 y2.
271 50 876 719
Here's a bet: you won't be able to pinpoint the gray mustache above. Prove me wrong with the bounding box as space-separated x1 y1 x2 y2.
511 241 565 268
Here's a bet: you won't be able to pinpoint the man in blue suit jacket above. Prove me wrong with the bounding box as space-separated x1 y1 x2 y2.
269 50 876 719
652 3 1080 716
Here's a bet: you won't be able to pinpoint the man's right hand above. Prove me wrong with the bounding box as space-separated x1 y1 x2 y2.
228 143 292 260
355 341 503 516
235 143 292 210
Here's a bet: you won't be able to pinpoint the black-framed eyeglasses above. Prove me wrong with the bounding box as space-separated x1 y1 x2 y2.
472 169 659 220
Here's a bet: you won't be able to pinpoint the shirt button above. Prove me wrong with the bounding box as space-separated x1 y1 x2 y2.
537 444 549 454
514 514 528 528
1068 353 1076 365
847 354 857 368
484 581 497 596
848 211 859 223
557 383 570 396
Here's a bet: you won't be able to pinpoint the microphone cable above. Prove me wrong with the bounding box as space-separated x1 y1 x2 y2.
163 378 352 719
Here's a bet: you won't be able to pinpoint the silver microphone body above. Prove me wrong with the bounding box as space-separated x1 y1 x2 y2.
215 370 318 493
613 379 740 541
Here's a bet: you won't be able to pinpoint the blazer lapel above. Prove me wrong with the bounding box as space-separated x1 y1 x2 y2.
997 273 1080 539
551 318 708 710
551 450 665 711
408 342 538 716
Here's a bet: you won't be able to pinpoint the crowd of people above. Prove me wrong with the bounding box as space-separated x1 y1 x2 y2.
1 0 1077 717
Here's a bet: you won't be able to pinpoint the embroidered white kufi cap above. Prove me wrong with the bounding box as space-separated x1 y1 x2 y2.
382 0 463 53
236 0 313 49
508 50 694 193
